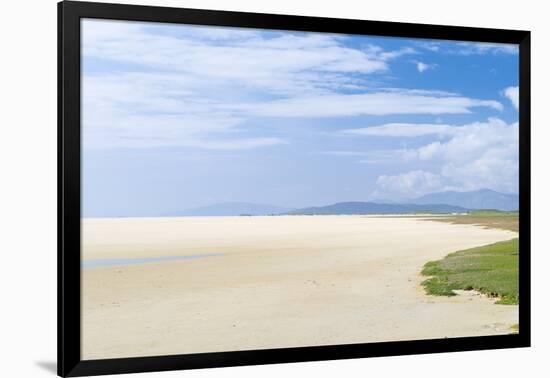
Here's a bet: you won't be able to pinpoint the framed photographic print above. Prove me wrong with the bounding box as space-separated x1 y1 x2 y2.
58 1 530 376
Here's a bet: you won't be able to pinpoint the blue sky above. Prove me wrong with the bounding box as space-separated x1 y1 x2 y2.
81 19 519 217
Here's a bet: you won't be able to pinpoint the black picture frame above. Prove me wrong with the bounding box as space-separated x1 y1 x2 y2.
58 1 531 376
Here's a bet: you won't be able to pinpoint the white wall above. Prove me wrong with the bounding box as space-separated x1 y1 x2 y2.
1 0 548 377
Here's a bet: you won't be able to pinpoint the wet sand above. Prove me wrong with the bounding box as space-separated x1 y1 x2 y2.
81 215 518 360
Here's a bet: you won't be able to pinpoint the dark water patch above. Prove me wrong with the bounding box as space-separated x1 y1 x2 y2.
82 253 223 269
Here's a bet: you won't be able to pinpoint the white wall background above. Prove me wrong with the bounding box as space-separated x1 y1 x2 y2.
1 0 548 377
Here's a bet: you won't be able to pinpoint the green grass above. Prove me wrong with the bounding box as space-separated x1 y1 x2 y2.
426 213 519 232
467 209 519 216
421 238 519 305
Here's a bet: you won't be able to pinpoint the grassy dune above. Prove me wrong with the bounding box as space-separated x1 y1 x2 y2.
421 213 519 304
421 238 519 304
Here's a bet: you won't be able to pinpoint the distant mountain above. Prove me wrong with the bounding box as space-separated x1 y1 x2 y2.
411 189 518 211
167 202 293 216
287 202 467 215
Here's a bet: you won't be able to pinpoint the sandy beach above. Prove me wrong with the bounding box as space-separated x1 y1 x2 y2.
81 215 518 360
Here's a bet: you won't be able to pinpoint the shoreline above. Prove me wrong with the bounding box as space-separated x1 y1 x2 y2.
82 213 465 221
82 215 518 360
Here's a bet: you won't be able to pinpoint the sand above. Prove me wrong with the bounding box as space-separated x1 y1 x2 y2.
81 215 518 360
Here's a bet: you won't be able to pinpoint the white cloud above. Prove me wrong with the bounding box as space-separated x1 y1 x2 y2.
341 117 516 140
378 46 417 60
329 142 444 166
81 19 399 98
342 122 454 137
341 118 519 196
416 62 435 73
234 91 502 118
188 137 287 150
82 111 280 150
322 151 371 157
82 75 504 148
504 86 519 110
413 141 444 160
377 170 443 198
81 19 442 149
81 19 508 151
417 42 440 52
455 42 519 55
417 41 518 55
381 88 458 97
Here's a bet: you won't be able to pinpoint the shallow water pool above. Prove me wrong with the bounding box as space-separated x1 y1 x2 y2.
82 253 223 269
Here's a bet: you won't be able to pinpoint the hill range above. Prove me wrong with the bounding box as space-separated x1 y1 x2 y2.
286 202 468 215
410 189 518 212
172 189 517 216
98 189 518 218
